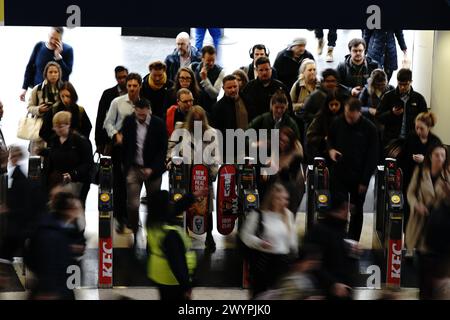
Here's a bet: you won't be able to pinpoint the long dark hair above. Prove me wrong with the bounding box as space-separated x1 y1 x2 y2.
59 81 79 105
175 67 201 98
315 92 344 130
279 126 298 153
424 144 449 174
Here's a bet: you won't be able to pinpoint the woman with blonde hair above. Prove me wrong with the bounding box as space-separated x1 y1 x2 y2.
167 105 221 251
290 58 320 143
240 183 298 298
40 111 93 209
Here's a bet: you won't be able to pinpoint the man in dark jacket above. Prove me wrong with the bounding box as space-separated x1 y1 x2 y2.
327 98 378 242
95 66 128 155
191 45 225 116
304 194 359 299
337 38 380 97
0 146 46 263
243 56 292 122
376 68 427 147
212 75 249 161
121 98 168 243
140 61 174 119
273 37 315 91
248 90 300 141
165 32 201 82
240 44 278 81
26 191 84 300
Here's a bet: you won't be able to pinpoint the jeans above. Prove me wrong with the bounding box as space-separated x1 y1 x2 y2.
195 28 221 51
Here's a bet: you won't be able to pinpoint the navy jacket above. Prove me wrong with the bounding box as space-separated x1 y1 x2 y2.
121 114 168 179
363 30 407 71
164 46 201 81
22 41 74 89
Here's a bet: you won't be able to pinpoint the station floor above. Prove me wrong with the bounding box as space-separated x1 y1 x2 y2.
0 27 420 299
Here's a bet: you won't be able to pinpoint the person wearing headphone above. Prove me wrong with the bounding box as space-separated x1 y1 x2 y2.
240 44 278 81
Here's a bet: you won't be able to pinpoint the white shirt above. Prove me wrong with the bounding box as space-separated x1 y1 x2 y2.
103 94 135 138
199 69 225 100
241 209 298 255
135 115 151 166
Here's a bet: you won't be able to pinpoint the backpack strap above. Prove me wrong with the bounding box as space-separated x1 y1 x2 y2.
254 208 264 237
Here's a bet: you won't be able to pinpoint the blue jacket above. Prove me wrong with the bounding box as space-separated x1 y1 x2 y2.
164 46 201 81
363 30 407 71
22 41 74 89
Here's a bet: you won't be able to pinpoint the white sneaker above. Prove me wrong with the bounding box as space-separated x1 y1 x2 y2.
325 47 334 62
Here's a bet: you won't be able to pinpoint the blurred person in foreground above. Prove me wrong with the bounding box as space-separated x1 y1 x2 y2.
405 144 450 299
25 191 84 300
304 194 361 300
0 146 46 264
146 190 197 300
424 181 450 300
255 244 324 300
240 183 298 299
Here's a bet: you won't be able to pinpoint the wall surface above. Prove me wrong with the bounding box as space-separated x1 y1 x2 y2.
430 31 450 145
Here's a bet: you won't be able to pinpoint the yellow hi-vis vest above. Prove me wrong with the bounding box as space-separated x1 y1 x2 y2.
147 224 196 285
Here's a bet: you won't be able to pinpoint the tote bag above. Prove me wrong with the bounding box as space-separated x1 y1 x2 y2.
17 113 43 141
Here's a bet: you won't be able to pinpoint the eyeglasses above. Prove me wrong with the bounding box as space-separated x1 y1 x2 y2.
179 77 192 81
54 124 70 129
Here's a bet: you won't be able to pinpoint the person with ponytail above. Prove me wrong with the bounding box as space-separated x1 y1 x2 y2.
240 183 298 298
401 112 442 229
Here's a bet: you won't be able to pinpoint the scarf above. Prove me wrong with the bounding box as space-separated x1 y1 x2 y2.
148 73 167 91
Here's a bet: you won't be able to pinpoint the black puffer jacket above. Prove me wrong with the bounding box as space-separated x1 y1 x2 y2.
273 48 315 91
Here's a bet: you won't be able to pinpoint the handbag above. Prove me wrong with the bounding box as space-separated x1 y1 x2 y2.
90 152 101 185
17 113 43 141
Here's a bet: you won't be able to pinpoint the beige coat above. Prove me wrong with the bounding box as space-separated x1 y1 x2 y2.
167 124 222 212
405 165 450 251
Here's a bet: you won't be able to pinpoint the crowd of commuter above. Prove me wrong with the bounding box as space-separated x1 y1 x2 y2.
0 27 448 300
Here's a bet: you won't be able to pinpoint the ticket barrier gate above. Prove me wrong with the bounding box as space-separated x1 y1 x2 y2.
238 157 260 215
238 157 260 288
98 156 113 288
169 156 189 229
305 157 331 232
373 158 405 288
